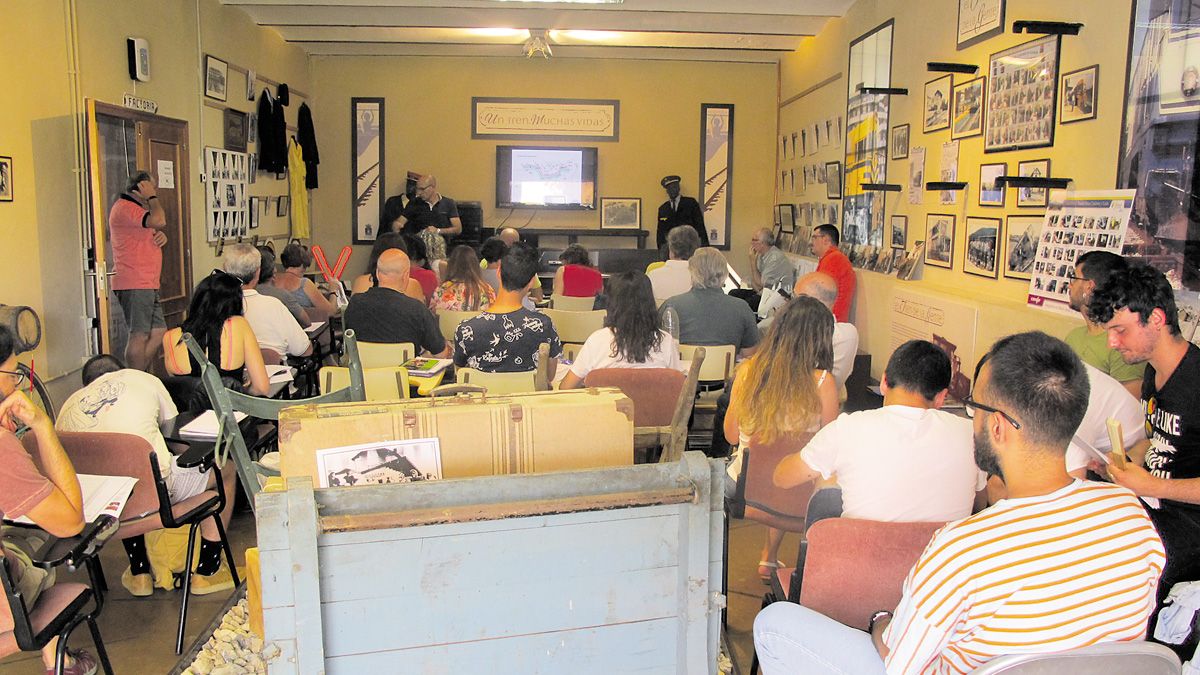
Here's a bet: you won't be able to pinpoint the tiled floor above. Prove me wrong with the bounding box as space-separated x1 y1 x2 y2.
1 492 779 674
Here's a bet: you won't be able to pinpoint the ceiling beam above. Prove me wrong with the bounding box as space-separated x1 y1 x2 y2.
225 0 855 17
300 42 786 63
274 25 803 50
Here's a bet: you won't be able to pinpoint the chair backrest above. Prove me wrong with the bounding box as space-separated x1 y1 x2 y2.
965 641 1181 675
646 261 666 274
680 344 735 385
457 368 538 395
797 518 944 630
437 309 482 343
26 432 161 521
356 341 415 369
550 295 595 311
184 328 367 506
543 308 606 344
320 366 410 401
728 429 817 532
260 347 285 366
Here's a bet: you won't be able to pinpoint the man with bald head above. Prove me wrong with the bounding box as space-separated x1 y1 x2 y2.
497 228 521 247
343 249 448 356
393 174 462 238
795 272 859 393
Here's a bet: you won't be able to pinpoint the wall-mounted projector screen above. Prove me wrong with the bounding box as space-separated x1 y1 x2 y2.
496 145 597 209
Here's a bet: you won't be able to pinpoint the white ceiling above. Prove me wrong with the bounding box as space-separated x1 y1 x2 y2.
222 0 855 62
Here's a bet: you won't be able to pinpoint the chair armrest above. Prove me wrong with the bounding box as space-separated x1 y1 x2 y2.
169 439 218 470
32 515 120 572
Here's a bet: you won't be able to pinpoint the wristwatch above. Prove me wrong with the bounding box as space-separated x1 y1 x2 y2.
869 610 893 632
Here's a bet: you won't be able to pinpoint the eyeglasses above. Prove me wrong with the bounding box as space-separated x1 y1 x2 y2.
961 394 1022 430
0 369 27 388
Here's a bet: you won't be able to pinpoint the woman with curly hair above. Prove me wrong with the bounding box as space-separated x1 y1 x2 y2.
724 295 839 581
430 245 496 314
552 243 603 298
559 271 680 389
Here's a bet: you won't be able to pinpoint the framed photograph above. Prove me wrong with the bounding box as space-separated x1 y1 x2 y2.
964 216 1001 278
924 75 952 132
1003 215 1044 280
204 54 228 102
985 35 1060 152
925 213 956 269
315 439 443 488
1060 65 1098 124
351 97 384 244
825 161 843 200
958 0 1005 49
978 162 1007 207
1017 159 1051 207
248 197 261 229
776 203 796 233
0 156 12 202
700 103 734 248
600 197 641 230
277 195 289 217
891 124 910 160
223 109 247 153
890 214 908 249
951 76 986 140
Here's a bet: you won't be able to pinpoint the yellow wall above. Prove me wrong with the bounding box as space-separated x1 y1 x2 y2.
0 0 309 380
781 0 1132 375
307 56 778 278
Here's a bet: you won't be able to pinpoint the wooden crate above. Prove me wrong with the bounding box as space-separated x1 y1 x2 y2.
257 452 725 674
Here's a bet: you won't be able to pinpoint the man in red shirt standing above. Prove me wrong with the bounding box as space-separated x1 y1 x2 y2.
110 171 168 370
812 224 856 322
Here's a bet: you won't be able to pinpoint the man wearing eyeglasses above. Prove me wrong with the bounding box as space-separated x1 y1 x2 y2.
1090 263 1200 653
393 175 461 261
0 325 101 674
1065 251 1144 398
755 332 1164 674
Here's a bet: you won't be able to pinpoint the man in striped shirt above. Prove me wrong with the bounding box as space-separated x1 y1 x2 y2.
754 331 1165 674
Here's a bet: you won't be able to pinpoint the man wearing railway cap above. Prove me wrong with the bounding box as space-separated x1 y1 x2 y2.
656 175 708 251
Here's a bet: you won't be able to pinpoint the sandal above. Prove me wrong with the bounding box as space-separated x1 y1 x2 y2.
757 559 785 584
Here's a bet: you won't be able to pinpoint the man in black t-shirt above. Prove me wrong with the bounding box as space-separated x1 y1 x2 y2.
1090 263 1200 649
393 175 461 237
344 249 448 356
454 243 562 374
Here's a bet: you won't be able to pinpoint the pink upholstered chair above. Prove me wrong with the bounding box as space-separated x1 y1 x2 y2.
583 351 703 463
25 431 240 654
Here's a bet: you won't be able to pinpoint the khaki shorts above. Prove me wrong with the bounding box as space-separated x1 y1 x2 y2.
116 289 166 334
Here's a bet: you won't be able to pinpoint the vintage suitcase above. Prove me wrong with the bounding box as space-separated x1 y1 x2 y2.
278 386 634 483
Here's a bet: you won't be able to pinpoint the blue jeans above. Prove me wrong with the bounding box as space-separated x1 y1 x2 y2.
754 602 887 675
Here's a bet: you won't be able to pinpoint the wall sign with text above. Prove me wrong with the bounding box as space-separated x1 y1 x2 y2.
472 97 619 141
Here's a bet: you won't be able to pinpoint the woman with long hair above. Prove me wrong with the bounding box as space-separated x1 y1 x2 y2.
403 233 440 303
430 245 496 313
552 243 603 298
559 271 680 389
163 270 270 396
349 232 425 302
724 295 839 581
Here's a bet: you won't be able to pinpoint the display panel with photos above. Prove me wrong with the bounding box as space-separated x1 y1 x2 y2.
1003 214 1043 281
985 35 1060 152
203 147 248 242
925 213 956 269
1116 0 1200 290
964 216 1001 278
951 77 986 140
979 162 1006 206
924 75 952 132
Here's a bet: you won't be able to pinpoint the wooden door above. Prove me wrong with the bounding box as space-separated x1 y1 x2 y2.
84 100 192 354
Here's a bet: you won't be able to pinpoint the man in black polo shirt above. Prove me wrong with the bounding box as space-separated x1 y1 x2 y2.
343 249 448 356
393 174 461 237
1089 262 1200 652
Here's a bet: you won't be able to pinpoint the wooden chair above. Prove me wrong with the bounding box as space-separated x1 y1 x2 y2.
437 309 482 343
183 328 367 505
456 343 550 394
680 343 736 412
543 309 605 359
355 341 415 369
549 294 595 311
34 431 241 654
320 366 410 401
583 348 704 463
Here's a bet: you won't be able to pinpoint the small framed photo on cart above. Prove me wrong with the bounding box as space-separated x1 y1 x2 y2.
891 124 910 160
825 161 843 200
964 216 1001 278
204 54 228 102
1060 65 1098 124
600 197 641 230
0 156 12 202
979 162 1006 207
925 213 956 269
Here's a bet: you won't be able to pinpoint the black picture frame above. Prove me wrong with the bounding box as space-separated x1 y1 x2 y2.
924 75 953 133
277 195 289 218
776 203 796 233
699 103 734 249
964 216 1001 278
1017 158 1051 207
890 214 907 249
979 162 1007 207
985 34 1061 153
1060 64 1098 124
925 213 956 269
951 76 986 140
825 161 843 200
1002 215 1043 281
204 54 227 102
223 109 247 153
891 124 910 160
0 156 12 202
351 97 385 244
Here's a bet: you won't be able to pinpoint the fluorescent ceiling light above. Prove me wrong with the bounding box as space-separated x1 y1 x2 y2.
549 29 622 41
491 0 621 4
467 28 531 38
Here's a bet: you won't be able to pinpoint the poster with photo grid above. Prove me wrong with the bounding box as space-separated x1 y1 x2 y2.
204 147 249 242
1026 190 1136 316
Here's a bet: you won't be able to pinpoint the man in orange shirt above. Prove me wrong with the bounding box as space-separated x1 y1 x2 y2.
812 224 856 322
110 171 168 371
